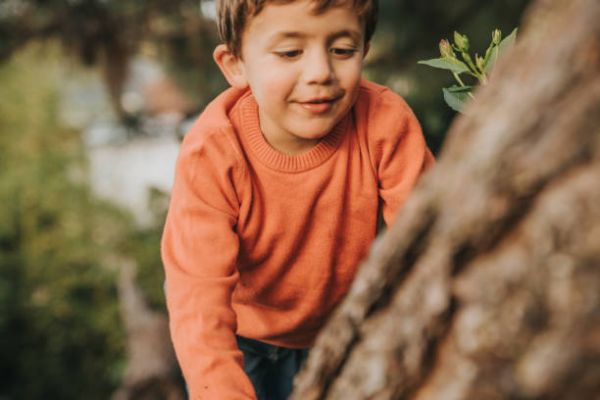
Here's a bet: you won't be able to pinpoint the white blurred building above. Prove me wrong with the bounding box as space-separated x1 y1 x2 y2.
86 133 181 226
61 57 196 226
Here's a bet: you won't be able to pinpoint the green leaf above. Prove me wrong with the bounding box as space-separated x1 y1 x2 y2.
483 42 495 67
484 46 499 72
442 86 470 113
498 27 518 53
417 57 470 74
485 28 518 72
446 85 474 93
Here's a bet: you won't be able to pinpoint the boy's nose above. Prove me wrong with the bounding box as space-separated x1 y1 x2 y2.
303 50 335 84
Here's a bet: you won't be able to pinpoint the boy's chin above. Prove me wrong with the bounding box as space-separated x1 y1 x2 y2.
294 120 342 139
293 128 334 142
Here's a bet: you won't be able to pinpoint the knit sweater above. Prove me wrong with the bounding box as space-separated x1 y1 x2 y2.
161 79 434 399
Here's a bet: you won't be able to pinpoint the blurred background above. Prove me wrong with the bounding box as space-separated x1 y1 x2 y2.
0 0 530 398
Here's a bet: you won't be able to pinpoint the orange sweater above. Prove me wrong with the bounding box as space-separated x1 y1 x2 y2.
161 80 434 399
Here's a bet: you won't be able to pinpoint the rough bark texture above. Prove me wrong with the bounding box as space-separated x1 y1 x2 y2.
112 259 184 400
292 0 600 398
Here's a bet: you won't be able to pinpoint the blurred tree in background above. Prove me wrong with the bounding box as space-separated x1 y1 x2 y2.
0 0 531 150
0 1 531 398
0 43 170 398
0 44 127 398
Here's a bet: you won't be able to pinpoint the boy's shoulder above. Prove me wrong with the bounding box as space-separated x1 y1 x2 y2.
354 79 418 137
179 87 249 163
356 79 412 115
173 88 253 190
358 79 390 95
184 87 248 141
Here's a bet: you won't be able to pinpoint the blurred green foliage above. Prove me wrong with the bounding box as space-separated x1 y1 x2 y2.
0 43 123 399
0 43 166 399
0 0 532 152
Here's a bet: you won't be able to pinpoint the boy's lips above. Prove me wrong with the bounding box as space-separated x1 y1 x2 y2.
297 95 342 114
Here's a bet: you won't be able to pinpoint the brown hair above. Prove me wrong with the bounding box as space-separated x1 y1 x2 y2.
216 0 378 58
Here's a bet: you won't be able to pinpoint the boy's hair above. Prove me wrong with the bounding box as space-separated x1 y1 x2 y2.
216 0 379 58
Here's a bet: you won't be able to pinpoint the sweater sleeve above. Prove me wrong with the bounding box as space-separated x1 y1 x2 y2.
161 128 256 399
367 87 435 225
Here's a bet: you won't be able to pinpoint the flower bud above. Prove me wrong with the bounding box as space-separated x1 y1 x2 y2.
476 54 485 71
492 29 502 45
453 31 469 52
439 39 455 58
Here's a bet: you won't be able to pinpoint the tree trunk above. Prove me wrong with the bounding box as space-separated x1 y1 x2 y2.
292 0 600 398
112 258 185 400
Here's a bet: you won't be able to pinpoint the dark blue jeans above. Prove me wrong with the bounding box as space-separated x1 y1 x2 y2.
236 336 309 400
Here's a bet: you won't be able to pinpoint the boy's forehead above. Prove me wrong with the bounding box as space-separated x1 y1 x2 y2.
216 0 375 57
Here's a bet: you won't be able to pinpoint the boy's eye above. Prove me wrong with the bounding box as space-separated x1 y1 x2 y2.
275 50 302 59
330 48 357 57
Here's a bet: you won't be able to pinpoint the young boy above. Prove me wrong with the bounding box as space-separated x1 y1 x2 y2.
161 0 434 398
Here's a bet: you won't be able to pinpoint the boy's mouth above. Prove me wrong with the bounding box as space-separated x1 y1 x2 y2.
298 95 342 114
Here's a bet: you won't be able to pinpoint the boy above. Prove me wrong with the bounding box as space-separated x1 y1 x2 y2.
161 0 434 398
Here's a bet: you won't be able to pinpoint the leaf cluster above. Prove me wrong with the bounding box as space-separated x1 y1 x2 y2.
418 28 517 112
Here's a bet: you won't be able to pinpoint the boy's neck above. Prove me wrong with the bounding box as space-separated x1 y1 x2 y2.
262 134 321 155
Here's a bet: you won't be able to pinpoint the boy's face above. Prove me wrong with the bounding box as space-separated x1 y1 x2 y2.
230 1 367 154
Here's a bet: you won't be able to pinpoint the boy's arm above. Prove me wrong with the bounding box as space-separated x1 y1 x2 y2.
161 131 256 400
370 89 435 225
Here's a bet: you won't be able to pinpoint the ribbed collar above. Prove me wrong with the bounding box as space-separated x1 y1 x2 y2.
237 92 347 173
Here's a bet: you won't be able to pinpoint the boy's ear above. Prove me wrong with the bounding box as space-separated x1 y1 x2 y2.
213 44 248 89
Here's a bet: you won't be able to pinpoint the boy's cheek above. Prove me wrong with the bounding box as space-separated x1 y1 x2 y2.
251 72 294 97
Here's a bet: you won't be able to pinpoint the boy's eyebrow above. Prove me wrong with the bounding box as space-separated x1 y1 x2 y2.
328 29 363 43
268 29 362 45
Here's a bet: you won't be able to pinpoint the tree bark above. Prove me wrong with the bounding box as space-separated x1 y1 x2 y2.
112 258 185 400
292 0 600 398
